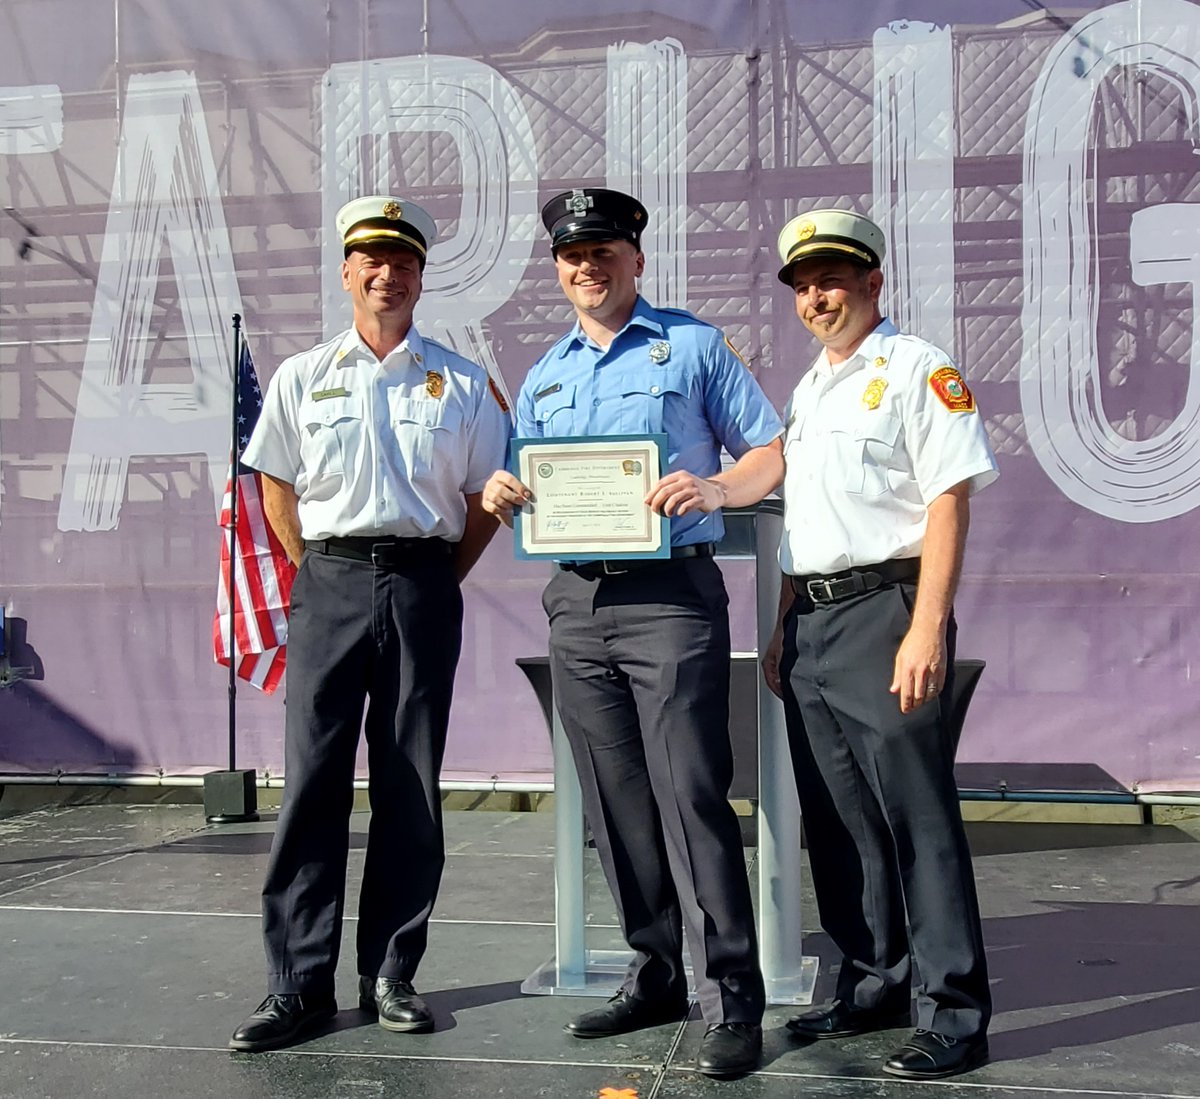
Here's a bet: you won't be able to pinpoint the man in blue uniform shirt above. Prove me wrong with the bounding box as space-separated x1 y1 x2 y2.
483 188 783 1077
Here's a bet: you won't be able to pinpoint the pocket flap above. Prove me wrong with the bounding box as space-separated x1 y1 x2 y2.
303 394 362 427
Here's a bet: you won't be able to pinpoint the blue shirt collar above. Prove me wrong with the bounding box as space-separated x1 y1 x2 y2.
554 296 665 358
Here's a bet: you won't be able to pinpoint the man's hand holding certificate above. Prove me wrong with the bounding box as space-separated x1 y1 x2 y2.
481 434 730 561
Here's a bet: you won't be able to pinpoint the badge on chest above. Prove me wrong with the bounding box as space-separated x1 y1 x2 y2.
861 376 888 410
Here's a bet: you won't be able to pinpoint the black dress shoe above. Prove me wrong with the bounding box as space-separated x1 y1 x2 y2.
229 993 336 1052
786 998 911 1040
695 1022 762 1077
564 990 690 1038
358 976 434 1033
883 1029 989 1079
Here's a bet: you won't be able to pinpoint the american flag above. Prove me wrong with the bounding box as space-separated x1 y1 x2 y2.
212 341 295 694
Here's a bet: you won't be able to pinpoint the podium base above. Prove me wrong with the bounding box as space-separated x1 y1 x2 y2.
521 948 819 1005
521 949 672 998
203 769 260 824
764 956 820 1006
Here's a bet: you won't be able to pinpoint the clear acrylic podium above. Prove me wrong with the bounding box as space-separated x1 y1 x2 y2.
520 500 819 1004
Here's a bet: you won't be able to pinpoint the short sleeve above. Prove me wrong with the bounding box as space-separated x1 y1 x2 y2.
699 329 784 458
464 376 513 493
242 359 302 483
902 346 999 502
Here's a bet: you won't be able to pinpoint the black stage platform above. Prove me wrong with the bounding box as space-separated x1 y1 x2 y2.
1 800 1198 1098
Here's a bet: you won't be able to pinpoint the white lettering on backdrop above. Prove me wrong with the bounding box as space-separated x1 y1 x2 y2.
607 39 689 308
57 72 241 531
320 56 539 414
1021 0 1200 521
44 12 1200 530
871 21 956 356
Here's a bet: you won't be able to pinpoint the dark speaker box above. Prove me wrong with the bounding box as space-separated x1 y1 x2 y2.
204 768 259 823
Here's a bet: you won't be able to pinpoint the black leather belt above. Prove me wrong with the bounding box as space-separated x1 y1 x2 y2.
790 557 920 604
559 542 715 580
304 536 453 567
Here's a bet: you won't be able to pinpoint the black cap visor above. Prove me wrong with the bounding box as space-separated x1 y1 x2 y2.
777 236 880 285
550 218 640 254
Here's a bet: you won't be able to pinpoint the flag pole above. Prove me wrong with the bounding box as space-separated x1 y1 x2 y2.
204 313 258 824
226 313 242 774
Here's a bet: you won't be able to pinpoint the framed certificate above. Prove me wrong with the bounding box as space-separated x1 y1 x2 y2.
511 434 670 561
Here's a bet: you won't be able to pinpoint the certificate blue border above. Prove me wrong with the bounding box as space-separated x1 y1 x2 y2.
510 434 671 562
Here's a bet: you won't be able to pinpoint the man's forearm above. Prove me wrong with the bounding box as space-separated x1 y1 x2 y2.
261 473 305 565
912 482 970 634
709 436 784 507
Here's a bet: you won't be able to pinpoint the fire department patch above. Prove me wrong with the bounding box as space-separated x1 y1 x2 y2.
928 366 974 412
488 377 510 414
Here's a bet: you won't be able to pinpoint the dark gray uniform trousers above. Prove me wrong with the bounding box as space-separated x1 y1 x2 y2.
262 549 462 998
780 578 991 1040
545 557 766 1025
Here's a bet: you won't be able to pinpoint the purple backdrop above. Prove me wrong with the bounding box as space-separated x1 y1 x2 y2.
2 0 1198 792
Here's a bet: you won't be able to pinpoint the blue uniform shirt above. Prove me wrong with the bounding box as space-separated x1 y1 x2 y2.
516 297 783 546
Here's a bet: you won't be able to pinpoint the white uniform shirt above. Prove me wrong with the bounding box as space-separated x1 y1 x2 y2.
243 325 511 541
780 318 998 576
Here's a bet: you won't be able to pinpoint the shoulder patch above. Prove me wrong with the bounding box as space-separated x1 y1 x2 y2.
928 366 975 412
488 377 510 414
723 335 749 368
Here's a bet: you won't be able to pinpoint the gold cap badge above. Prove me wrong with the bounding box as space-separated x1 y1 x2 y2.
382 201 402 220
797 220 816 241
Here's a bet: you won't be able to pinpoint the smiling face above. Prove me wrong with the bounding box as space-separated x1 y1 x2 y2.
789 256 884 364
554 238 644 328
342 241 423 329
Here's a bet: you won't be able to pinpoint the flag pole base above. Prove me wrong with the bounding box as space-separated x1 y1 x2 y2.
203 769 260 824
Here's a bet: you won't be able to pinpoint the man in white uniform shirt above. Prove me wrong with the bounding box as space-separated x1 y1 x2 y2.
761 209 998 1080
230 196 510 1053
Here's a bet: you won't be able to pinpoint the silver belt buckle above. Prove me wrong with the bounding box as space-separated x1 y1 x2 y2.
601 559 631 576
806 578 834 602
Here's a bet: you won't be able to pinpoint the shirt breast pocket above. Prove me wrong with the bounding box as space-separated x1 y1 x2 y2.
392 396 463 470
300 396 363 477
533 384 577 436
620 368 689 434
832 412 902 497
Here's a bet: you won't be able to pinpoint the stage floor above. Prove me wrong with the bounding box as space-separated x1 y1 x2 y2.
1 798 1198 1098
